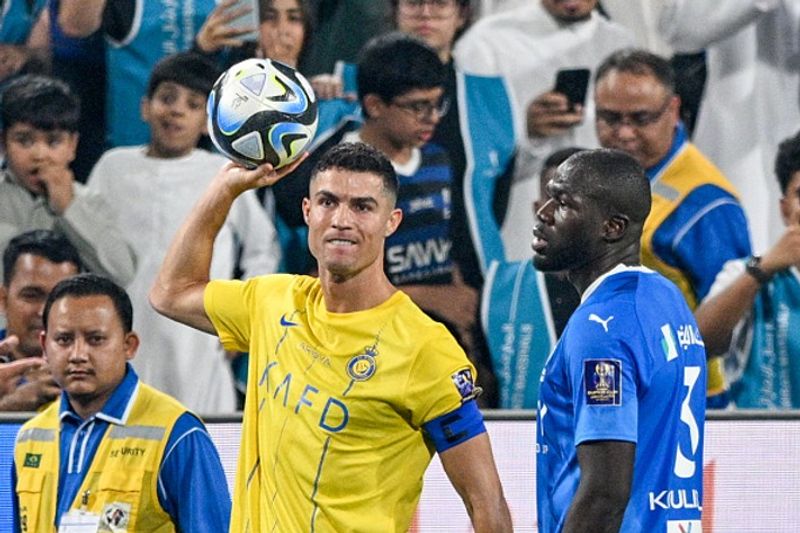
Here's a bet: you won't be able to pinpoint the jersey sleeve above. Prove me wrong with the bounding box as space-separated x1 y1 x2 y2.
158 413 231 532
204 279 252 352
405 325 480 428
567 314 640 446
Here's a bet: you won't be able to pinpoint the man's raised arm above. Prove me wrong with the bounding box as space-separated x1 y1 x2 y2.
149 161 299 333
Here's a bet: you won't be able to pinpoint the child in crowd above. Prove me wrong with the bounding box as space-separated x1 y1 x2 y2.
0 75 136 285
87 52 281 414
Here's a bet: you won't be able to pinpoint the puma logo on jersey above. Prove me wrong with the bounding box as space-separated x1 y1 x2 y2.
588 314 614 332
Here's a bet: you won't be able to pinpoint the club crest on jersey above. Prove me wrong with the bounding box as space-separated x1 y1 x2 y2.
347 349 377 381
584 359 622 406
451 368 481 402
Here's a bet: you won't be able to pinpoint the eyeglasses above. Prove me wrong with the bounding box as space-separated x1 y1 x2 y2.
596 97 673 129
398 0 458 14
390 96 450 120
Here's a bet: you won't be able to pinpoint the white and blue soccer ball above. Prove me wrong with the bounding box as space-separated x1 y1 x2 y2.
207 58 318 169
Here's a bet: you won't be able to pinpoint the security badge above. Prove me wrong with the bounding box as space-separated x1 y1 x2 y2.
58 501 131 533
58 511 100 533
100 502 131 532
584 359 622 406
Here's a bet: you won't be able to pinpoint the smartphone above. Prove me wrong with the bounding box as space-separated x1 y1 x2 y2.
226 0 259 42
554 68 591 111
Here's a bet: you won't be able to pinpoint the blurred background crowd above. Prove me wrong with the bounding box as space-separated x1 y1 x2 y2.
2 0 799 414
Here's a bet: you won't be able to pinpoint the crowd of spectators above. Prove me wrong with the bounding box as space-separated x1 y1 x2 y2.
2 0 799 414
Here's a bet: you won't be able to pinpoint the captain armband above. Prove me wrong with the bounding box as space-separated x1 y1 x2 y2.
422 400 486 453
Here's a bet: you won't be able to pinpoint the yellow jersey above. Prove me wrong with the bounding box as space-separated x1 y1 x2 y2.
205 274 477 532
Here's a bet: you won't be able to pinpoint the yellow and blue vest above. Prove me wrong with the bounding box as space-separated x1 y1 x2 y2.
14 383 185 532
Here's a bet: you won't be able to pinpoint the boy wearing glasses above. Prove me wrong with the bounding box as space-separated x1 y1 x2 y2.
274 33 491 396
594 48 752 408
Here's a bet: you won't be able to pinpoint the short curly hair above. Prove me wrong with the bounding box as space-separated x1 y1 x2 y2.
312 142 398 201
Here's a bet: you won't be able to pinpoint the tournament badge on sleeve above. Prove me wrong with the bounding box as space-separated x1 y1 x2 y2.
584 359 622 406
451 368 482 403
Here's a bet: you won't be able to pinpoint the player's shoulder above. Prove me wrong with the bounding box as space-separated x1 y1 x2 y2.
569 299 637 346
219 272 296 297
625 269 697 328
578 269 678 333
622 268 691 312
215 274 313 315
392 291 458 344
247 272 309 292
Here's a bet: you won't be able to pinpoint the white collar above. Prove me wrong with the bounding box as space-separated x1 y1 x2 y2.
581 263 653 303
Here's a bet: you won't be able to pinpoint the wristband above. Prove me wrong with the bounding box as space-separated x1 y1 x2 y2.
745 255 772 284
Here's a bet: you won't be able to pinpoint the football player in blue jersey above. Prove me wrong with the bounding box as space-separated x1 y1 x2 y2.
532 149 706 532
594 49 751 408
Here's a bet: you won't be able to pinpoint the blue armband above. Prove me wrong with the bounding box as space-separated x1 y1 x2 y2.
422 400 486 453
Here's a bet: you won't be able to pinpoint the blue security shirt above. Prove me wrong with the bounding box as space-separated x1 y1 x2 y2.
536 266 706 533
12 365 230 531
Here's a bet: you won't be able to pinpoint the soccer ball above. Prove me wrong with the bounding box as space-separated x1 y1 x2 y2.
207 58 318 169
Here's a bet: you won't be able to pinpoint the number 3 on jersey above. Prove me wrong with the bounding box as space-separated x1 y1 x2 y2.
674 366 701 478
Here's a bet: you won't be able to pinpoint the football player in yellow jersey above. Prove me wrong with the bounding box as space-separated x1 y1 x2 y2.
150 142 512 532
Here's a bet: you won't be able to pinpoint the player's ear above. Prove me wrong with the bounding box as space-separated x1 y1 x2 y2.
602 214 629 242
385 208 402 237
0 285 7 315
302 197 311 225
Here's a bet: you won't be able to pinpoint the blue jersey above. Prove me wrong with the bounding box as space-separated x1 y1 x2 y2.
536 266 706 532
387 142 454 286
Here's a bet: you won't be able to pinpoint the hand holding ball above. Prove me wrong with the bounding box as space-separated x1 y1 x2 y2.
207 58 318 169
